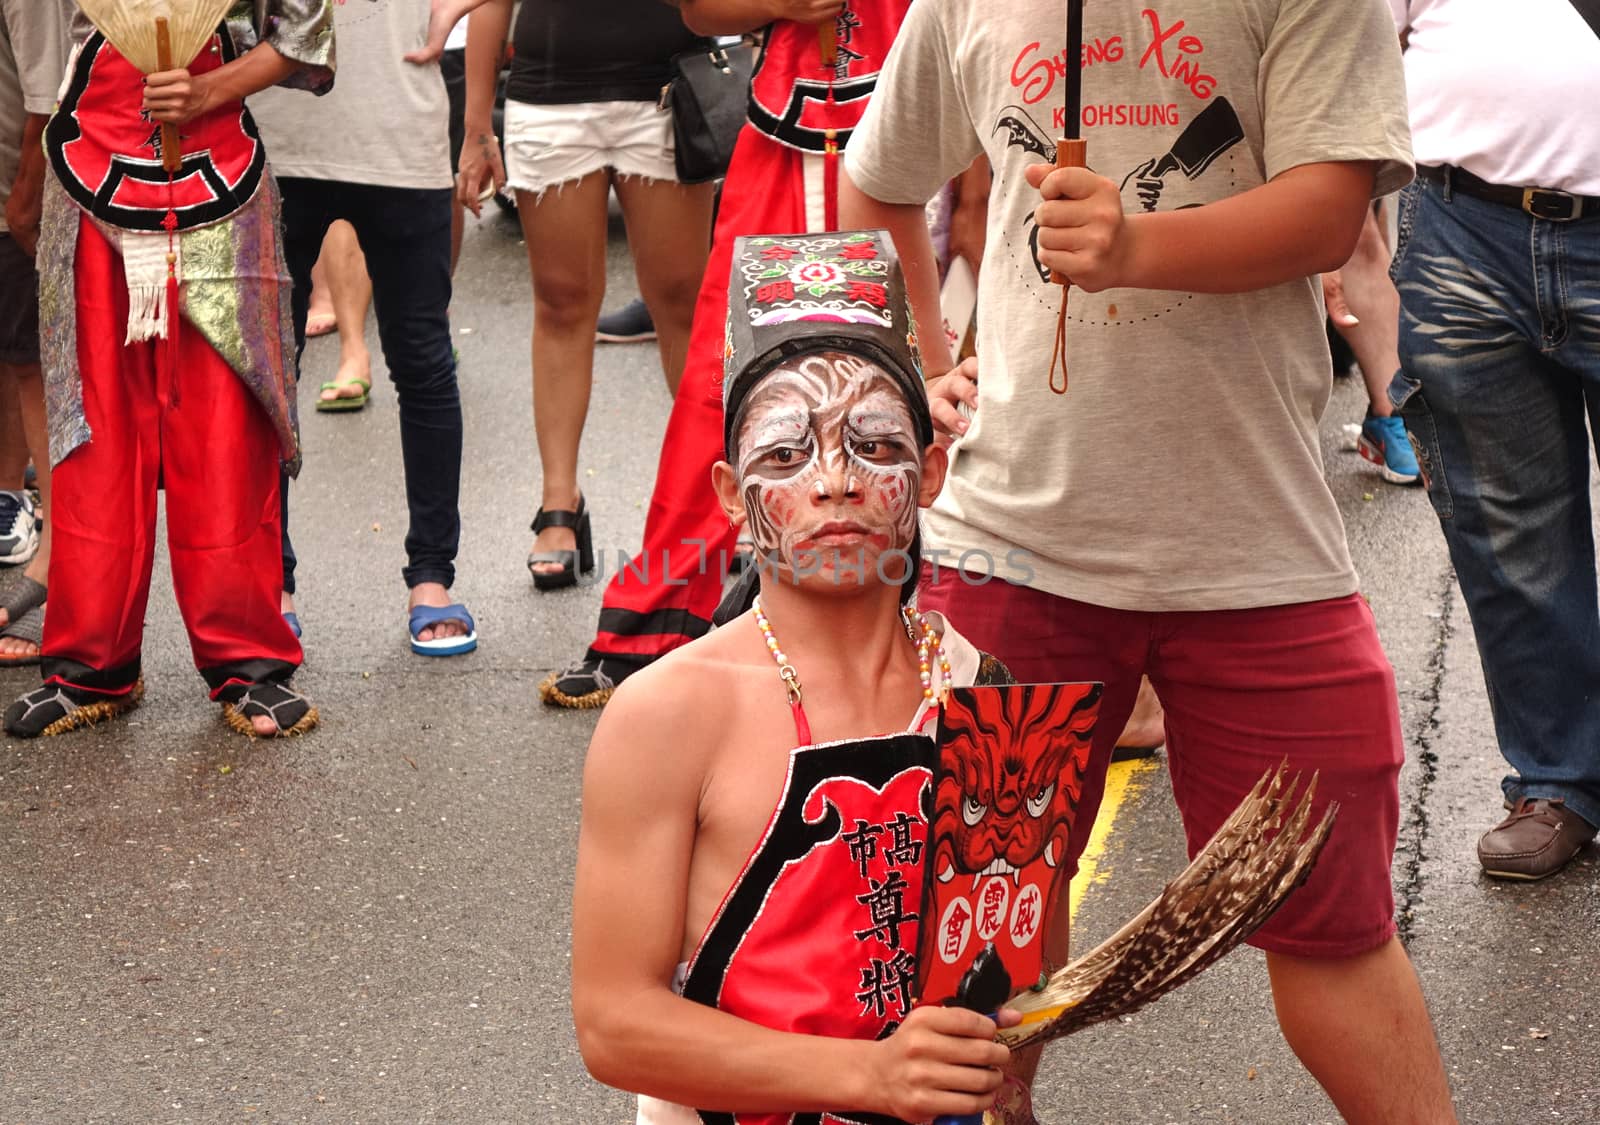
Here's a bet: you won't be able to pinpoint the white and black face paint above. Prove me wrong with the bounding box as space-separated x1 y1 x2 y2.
733 351 922 585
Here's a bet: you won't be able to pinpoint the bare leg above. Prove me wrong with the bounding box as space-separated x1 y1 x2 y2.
1329 205 1401 417
613 176 715 397
0 360 51 661
306 244 336 337
0 364 26 486
317 221 374 405
1268 939 1456 1124
1116 675 1165 748
517 174 610 572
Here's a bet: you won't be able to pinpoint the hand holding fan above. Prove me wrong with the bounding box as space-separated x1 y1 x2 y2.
74 0 235 171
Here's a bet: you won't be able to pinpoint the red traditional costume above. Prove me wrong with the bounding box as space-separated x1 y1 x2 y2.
540 2 913 708
2 4 332 738
632 228 1021 1125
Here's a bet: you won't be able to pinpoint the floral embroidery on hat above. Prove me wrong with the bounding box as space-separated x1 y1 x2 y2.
740 233 895 328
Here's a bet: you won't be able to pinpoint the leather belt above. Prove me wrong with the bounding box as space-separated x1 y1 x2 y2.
1417 164 1596 222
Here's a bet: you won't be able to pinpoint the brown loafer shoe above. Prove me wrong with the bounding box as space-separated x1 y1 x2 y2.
1477 798 1597 881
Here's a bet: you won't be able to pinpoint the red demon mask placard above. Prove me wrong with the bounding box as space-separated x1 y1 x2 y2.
917 682 1101 1008
46 30 265 233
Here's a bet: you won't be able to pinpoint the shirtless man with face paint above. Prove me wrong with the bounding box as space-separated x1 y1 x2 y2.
571 231 1036 1125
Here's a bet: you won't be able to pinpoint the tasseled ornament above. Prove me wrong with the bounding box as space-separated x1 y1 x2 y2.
820 21 839 232
162 205 180 395
823 129 840 232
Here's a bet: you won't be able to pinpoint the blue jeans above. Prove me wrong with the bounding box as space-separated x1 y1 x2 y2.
277 179 462 592
1391 173 1600 828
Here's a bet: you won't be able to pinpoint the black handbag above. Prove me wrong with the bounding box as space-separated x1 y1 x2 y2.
1568 0 1600 39
661 44 754 185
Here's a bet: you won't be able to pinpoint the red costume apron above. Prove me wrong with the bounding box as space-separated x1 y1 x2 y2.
575 1 912 682
680 732 934 1125
47 31 266 233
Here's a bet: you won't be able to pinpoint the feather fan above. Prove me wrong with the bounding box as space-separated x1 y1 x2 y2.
75 0 236 74
999 764 1336 1050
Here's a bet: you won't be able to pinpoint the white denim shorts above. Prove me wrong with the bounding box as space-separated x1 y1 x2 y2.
503 98 679 199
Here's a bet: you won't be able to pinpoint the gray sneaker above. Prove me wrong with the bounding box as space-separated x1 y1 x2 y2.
0 490 39 566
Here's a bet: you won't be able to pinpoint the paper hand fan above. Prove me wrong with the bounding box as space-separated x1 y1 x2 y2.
76 0 234 73
75 0 236 169
999 764 1336 1049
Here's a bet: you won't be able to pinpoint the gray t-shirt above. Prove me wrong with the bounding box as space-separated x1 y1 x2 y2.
846 0 1412 612
0 0 71 227
250 0 450 190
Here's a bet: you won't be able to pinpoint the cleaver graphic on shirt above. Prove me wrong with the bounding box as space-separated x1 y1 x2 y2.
1120 97 1245 212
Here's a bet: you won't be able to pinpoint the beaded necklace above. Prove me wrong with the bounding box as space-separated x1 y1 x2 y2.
751 595 951 746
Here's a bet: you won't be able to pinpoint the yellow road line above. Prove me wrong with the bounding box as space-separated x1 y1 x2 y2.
1069 756 1161 922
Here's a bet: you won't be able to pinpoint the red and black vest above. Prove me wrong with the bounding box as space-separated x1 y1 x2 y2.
748 1 913 154
681 733 933 1125
46 29 265 233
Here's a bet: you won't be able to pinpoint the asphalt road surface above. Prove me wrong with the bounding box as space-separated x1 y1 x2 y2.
3 205 1596 1124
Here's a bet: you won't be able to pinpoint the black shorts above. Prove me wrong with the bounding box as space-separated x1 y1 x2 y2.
0 234 40 366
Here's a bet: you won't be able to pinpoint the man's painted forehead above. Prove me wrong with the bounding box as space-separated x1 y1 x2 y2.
735 350 915 442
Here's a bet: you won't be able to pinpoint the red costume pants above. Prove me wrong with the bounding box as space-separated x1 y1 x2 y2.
585 127 813 667
41 218 301 699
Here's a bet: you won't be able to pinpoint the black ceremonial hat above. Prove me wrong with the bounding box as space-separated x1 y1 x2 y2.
722 229 932 458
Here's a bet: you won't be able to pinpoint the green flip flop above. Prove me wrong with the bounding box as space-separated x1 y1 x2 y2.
315 376 371 412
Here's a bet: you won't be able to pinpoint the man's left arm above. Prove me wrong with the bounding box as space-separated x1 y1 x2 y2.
840 172 957 378
1030 159 1377 295
4 113 48 257
5 0 72 256
839 0 984 380
1032 0 1409 296
408 0 509 64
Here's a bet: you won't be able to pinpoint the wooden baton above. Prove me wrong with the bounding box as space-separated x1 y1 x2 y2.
1049 138 1087 286
818 22 838 68
154 17 182 174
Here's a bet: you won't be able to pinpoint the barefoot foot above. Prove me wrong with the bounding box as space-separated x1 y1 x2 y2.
1116 675 1165 749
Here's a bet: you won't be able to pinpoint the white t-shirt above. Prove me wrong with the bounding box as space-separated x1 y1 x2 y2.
0 0 71 227
250 0 451 190
1390 0 1600 195
846 0 1412 613
444 11 469 53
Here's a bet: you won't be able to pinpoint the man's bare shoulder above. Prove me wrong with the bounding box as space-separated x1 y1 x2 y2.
590 620 765 764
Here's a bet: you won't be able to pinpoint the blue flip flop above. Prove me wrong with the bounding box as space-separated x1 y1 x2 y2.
408 603 478 657
283 611 303 639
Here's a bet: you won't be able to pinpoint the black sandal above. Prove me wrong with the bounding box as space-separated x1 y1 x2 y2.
4 679 144 738
220 681 319 739
528 495 595 591
0 575 46 630
0 603 44 667
537 653 646 710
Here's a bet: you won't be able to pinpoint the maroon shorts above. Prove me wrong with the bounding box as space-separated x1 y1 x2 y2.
919 567 1402 959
